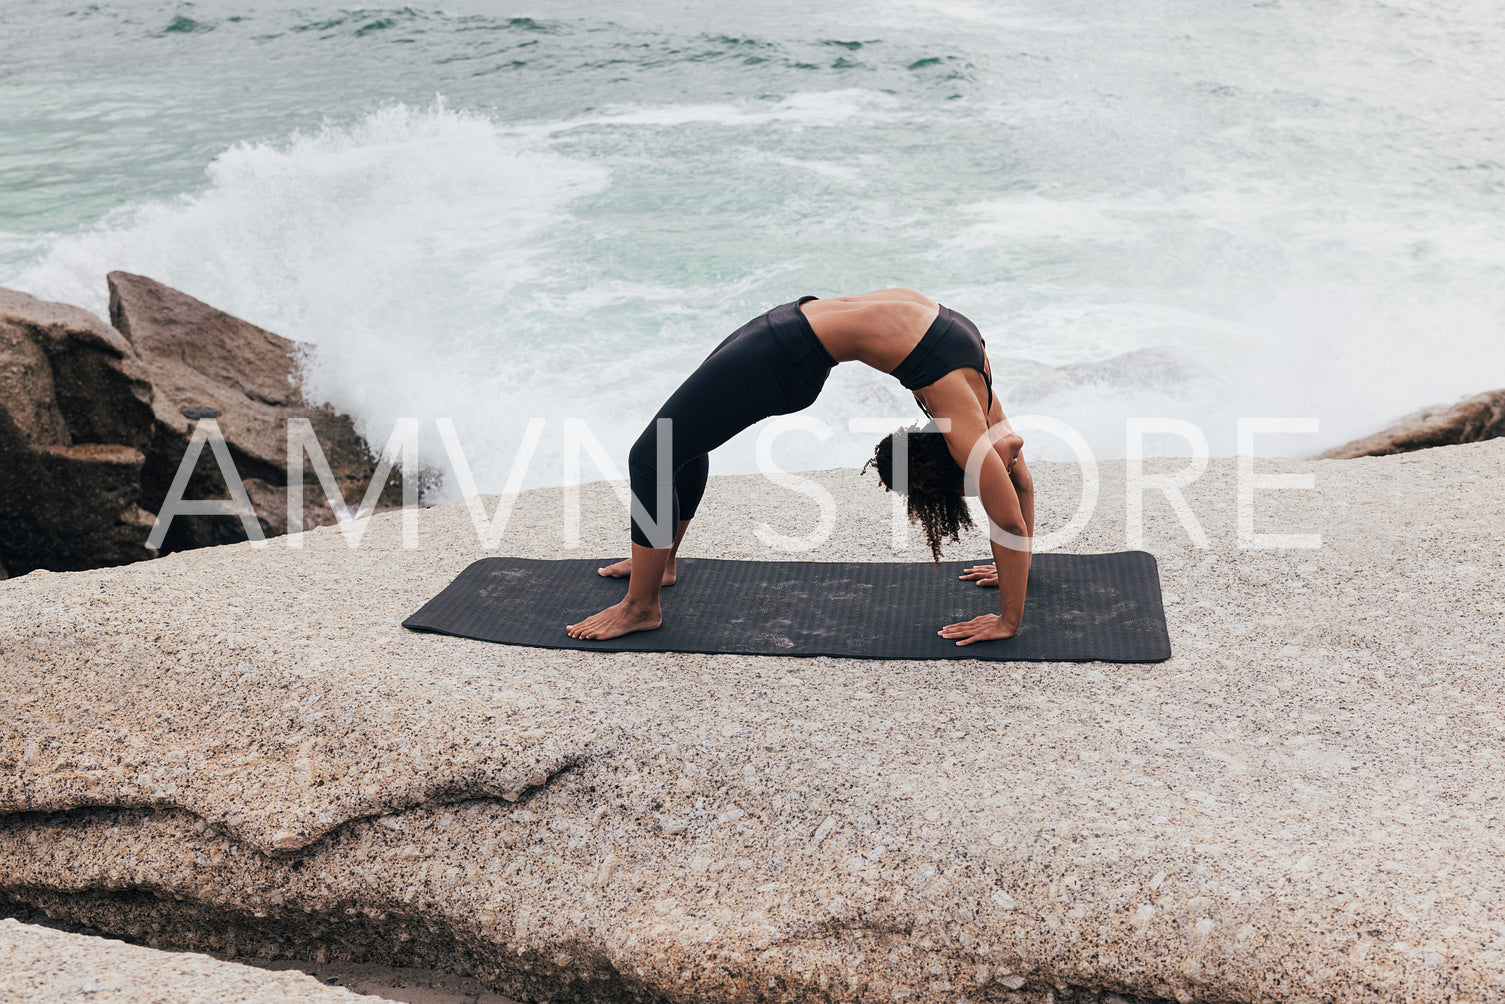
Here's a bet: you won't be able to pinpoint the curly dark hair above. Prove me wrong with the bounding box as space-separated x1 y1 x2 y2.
862 424 974 563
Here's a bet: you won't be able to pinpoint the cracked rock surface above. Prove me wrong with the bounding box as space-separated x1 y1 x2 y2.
3 444 1504 1002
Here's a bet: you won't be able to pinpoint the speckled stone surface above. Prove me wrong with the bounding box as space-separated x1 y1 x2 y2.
3 443 1504 1002
0 917 393 1002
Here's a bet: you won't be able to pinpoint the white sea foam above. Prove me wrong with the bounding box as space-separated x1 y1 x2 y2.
12 103 634 494
521 89 901 136
17 102 608 323
7 0 1504 499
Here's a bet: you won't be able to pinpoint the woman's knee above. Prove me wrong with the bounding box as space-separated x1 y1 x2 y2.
628 424 667 480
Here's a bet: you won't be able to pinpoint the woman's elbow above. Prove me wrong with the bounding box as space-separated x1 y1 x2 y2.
985 499 1029 539
994 516 1030 539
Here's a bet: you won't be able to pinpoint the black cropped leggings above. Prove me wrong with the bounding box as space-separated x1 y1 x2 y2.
627 297 835 547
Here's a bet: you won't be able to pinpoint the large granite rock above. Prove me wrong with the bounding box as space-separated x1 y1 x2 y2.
0 918 396 1003
1320 388 1505 459
0 287 155 451
0 277 400 574
0 289 158 573
107 270 399 553
5 447 1505 1001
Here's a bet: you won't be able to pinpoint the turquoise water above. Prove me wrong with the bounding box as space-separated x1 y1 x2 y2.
4 0 1503 490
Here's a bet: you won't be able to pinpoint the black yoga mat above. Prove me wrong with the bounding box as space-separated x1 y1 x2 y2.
402 552 1171 663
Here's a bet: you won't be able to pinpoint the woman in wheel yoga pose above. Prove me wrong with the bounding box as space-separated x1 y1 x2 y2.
564 289 1036 645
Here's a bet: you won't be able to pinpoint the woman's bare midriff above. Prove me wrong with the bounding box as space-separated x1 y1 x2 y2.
800 288 995 421
798 289 939 370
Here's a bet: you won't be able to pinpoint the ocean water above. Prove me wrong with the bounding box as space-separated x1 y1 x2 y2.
3 0 1503 495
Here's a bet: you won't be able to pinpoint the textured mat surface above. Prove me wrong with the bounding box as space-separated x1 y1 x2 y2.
403 552 1170 662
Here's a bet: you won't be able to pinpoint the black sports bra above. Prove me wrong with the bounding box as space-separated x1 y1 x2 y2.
797 297 993 416
888 304 993 417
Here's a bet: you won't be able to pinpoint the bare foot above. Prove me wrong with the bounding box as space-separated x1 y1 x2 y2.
597 556 677 586
566 599 662 640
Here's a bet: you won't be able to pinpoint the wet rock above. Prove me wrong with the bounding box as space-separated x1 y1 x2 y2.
0 289 158 573
0 442 157 574
179 405 223 421
0 287 155 451
107 271 398 554
1319 387 1505 458
1 277 404 572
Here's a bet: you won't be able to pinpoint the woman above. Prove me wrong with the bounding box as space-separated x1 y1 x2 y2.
564 289 1035 645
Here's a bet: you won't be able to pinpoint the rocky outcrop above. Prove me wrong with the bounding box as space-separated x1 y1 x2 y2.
0 919 394 1003
4 449 1504 1002
0 289 158 573
0 277 402 575
1319 388 1505 458
107 271 401 554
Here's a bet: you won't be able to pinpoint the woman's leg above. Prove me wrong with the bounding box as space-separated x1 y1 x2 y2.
566 314 810 640
597 452 707 584
596 519 692 584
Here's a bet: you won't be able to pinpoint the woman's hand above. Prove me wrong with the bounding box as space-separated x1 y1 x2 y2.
938 613 1018 645
958 562 998 587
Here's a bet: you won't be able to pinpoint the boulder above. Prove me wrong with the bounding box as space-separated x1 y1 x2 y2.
0 290 158 573
3 449 1504 1003
0 442 156 575
0 277 402 573
107 271 399 554
0 288 156 451
1319 388 1505 458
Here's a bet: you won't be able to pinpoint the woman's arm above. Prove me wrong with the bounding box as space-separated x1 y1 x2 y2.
959 439 1033 588
1012 455 1034 537
937 413 1032 644
986 384 1032 534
